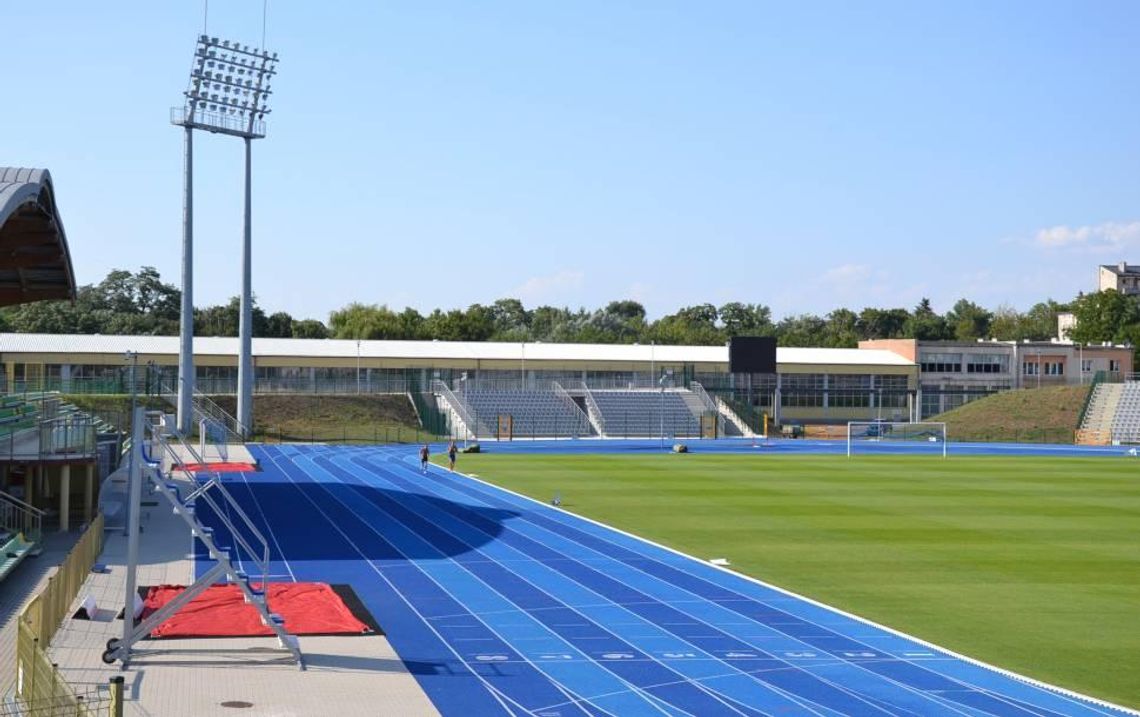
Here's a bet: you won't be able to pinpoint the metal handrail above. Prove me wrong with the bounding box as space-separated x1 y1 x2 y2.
147 413 270 587
689 382 726 437
432 380 486 438
715 394 758 437
551 382 593 436
158 380 244 444
0 490 44 542
579 382 606 436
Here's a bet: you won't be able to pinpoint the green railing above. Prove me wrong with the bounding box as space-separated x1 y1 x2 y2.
1075 375 1104 430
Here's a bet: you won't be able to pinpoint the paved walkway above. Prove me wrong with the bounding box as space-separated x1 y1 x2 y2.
45 469 439 716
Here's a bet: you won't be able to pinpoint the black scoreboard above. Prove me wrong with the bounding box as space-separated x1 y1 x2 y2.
728 336 777 374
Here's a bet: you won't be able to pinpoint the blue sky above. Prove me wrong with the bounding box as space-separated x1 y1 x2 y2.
4 1 1139 322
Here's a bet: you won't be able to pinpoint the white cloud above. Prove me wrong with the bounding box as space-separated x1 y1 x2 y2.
512 270 585 303
1034 221 1140 250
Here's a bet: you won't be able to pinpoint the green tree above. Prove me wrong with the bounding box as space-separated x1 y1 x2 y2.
1069 290 1139 344
264 311 295 338
945 299 993 340
291 318 329 339
648 304 722 345
777 314 827 346
988 305 1023 341
490 299 531 340
530 306 574 342
583 301 647 343
718 302 774 337
904 298 953 340
856 307 910 339
328 303 405 339
194 297 267 337
821 308 860 347
1021 300 1066 341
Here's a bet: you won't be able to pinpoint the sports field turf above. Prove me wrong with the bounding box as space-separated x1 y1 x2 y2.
452 452 1140 707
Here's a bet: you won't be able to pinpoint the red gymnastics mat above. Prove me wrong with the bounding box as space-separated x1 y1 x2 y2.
142 582 374 638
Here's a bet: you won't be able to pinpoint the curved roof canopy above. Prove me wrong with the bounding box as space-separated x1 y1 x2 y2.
0 168 76 306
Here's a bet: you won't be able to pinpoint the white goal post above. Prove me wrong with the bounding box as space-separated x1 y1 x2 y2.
846 421 947 457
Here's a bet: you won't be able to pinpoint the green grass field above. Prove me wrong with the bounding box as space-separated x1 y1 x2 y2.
450 452 1140 707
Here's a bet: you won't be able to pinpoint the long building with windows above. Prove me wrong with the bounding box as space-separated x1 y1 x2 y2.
860 338 1132 418
0 333 920 426
2 333 1125 427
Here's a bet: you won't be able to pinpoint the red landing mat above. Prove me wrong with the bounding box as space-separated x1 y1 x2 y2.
143 582 372 638
179 462 257 473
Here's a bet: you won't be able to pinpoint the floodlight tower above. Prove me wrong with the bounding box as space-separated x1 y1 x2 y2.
171 35 279 438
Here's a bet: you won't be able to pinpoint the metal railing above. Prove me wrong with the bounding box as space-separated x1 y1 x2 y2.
551 382 593 437
171 105 266 137
157 381 244 444
689 382 726 437
432 380 486 438
147 414 269 589
0 417 99 462
38 415 97 455
0 490 43 543
105 409 301 669
579 382 606 436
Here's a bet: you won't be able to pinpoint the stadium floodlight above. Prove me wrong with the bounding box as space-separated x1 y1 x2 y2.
170 34 280 438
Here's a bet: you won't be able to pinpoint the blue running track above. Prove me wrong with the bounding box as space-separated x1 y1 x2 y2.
193 443 1137 717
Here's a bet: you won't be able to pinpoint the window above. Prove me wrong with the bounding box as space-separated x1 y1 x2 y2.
828 374 870 407
1022 362 1038 376
966 354 1008 374
1043 361 1064 376
919 353 962 373
1110 360 1121 372
1082 359 1092 373
781 374 824 407
874 374 909 408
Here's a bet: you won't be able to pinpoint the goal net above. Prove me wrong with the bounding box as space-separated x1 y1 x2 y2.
847 421 947 457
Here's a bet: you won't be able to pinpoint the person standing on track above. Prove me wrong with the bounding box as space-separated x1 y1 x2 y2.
448 440 458 471
419 443 430 473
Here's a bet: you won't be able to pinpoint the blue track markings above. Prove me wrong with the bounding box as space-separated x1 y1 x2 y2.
189 444 1136 717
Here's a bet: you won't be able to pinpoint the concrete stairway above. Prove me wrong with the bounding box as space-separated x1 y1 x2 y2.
1081 383 1122 434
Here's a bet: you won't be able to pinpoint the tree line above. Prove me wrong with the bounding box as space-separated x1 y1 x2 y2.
0 266 1133 349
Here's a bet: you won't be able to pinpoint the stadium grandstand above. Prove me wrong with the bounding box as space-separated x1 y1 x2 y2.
0 169 111 563
0 334 921 437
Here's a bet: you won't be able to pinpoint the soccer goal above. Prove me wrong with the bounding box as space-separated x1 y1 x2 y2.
846 421 947 457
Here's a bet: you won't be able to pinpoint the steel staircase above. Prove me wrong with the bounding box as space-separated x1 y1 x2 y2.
102 409 302 669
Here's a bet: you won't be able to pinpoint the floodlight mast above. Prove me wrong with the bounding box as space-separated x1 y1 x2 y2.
171 35 279 438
